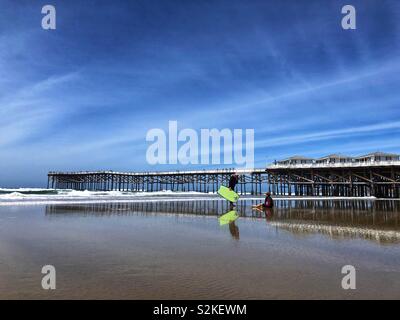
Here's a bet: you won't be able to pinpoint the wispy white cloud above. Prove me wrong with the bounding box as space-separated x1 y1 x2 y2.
255 121 400 148
0 72 80 146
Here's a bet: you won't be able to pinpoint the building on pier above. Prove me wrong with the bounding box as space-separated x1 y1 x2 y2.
276 156 314 165
266 152 400 198
354 152 400 163
315 154 353 164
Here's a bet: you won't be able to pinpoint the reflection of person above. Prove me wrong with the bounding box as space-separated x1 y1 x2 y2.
229 221 240 240
252 192 274 210
264 208 273 222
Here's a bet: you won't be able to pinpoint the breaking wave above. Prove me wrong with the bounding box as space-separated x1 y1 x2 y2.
0 188 218 206
0 188 379 206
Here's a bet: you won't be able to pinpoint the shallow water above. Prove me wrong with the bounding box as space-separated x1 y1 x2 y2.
0 198 399 299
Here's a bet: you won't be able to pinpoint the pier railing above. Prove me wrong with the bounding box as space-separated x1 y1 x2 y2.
267 160 400 170
48 168 266 176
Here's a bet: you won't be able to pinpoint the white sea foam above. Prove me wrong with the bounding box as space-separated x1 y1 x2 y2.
0 198 219 206
0 192 27 198
0 189 216 206
0 187 385 206
0 188 54 193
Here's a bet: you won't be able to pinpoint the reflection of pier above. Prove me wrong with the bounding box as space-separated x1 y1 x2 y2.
275 199 400 229
48 156 400 198
45 200 250 217
270 200 400 243
45 199 400 243
269 221 400 243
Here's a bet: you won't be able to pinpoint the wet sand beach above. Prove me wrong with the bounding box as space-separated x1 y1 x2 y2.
0 196 399 299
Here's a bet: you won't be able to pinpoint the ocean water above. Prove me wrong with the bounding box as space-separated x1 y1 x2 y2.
0 189 399 299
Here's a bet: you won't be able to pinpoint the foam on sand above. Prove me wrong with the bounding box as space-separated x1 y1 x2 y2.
0 187 385 206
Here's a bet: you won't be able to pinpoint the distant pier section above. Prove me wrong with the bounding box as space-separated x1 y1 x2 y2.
48 152 400 198
48 168 268 195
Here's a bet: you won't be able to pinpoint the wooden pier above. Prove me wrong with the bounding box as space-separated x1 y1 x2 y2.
47 168 268 195
48 157 400 198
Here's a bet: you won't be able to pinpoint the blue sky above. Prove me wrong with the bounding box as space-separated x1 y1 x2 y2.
0 0 399 187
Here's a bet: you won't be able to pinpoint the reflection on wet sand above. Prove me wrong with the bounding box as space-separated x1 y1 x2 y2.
45 199 400 244
268 219 400 244
267 201 400 244
218 210 239 225
228 221 240 240
219 210 240 240
46 200 236 218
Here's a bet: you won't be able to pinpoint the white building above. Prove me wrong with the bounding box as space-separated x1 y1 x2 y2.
315 154 353 164
276 156 315 165
354 152 400 163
